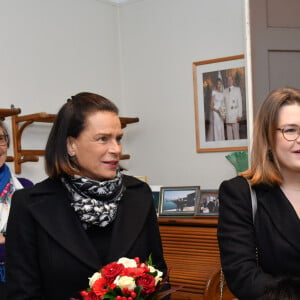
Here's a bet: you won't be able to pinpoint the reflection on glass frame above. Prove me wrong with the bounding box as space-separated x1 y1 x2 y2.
196 189 219 216
158 186 200 217
193 54 248 152
150 185 162 215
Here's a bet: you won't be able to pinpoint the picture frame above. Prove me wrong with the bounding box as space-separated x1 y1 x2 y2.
196 189 219 216
193 54 248 152
150 185 162 214
158 186 200 216
134 176 148 183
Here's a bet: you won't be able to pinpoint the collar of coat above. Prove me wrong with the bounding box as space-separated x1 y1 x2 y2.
26 175 152 270
254 183 300 253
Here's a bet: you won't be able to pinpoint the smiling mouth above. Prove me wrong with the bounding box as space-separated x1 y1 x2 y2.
104 161 119 166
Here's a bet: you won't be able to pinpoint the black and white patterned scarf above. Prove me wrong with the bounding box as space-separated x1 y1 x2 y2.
61 170 125 228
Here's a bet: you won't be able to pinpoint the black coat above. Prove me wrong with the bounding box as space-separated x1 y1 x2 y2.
6 175 167 300
217 176 300 300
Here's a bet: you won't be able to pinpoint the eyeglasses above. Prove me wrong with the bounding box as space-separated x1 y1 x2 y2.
0 134 8 146
276 125 300 141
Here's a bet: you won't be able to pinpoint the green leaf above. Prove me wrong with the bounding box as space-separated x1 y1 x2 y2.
135 285 143 298
147 254 153 266
102 295 117 299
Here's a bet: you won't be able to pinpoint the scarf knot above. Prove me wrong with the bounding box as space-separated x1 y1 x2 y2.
61 170 124 228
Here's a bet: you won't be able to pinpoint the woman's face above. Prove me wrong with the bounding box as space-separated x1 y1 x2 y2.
67 111 123 181
216 80 222 91
275 103 300 175
0 127 8 168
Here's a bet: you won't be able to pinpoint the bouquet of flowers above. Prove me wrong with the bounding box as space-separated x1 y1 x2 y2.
218 103 226 121
79 256 175 300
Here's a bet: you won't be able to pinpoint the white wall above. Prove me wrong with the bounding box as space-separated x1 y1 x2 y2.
1 0 246 188
119 0 246 187
0 0 121 183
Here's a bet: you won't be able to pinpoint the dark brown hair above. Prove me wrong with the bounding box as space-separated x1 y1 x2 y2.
45 92 119 178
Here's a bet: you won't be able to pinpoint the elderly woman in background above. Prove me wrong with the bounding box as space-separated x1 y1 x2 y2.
0 121 33 299
6 92 168 300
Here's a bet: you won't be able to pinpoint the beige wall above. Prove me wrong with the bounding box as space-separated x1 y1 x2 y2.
1 0 121 183
1 0 246 188
119 0 246 187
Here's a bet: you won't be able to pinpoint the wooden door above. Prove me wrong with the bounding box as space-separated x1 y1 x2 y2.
249 0 300 112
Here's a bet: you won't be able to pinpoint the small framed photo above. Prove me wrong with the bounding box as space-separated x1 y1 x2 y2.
158 186 200 216
150 185 162 214
134 176 148 183
196 189 219 216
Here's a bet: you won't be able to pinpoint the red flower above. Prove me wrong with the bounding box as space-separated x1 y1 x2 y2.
79 256 180 300
101 262 124 284
136 273 156 294
121 267 145 278
80 290 98 300
93 277 108 297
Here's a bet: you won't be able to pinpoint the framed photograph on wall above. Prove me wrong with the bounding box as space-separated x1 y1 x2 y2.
196 189 219 216
193 54 248 152
158 186 200 216
150 185 162 215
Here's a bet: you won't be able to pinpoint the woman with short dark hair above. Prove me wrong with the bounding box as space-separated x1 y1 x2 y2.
6 92 167 300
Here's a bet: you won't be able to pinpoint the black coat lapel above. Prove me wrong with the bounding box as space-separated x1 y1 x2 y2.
107 176 152 261
27 178 100 269
258 185 300 253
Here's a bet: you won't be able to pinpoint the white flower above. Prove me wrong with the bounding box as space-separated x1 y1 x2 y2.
117 257 137 268
88 272 102 287
114 275 136 290
149 266 163 285
218 104 226 121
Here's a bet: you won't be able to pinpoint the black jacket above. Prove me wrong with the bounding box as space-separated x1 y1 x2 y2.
218 176 300 300
6 175 167 300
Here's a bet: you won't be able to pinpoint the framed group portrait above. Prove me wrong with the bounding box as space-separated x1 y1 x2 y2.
195 189 219 216
158 186 200 217
193 54 248 152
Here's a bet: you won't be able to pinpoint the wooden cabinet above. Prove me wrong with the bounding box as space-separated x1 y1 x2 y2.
158 217 234 300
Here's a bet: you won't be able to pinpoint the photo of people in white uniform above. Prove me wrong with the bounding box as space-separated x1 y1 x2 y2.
203 67 247 142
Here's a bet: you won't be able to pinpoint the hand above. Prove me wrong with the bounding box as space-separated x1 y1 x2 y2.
0 233 5 244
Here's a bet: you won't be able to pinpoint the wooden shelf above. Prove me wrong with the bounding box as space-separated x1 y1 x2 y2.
158 216 218 227
0 107 21 121
11 112 139 174
120 117 139 128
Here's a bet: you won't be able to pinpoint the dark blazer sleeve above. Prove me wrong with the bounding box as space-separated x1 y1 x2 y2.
217 176 273 300
6 187 43 299
121 176 168 275
144 188 167 275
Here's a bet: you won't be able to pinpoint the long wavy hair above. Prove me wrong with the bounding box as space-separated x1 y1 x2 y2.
241 87 300 185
